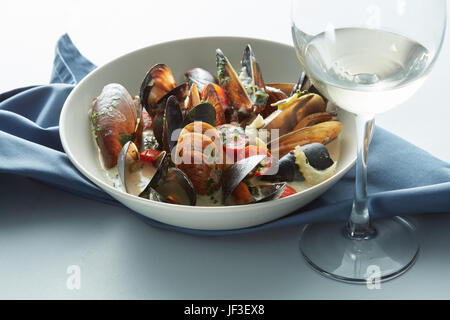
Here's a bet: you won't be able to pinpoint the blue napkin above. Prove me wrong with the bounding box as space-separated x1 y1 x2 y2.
1 34 449 236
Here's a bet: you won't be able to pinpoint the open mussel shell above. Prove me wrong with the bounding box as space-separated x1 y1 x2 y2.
254 183 287 203
140 64 176 115
91 84 141 168
185 83 201 111
262 143 334 182
151 85 189 152
185 68 218 92
155 83 189 115
216 48 253 114
165 95 184 151
201 84 226 126
117 140 138 194
118 145 196 206
117 141 166 197
148 168 197 206
241 44 268 107
221 154 267 203
264 93 327 137
145 152 196 206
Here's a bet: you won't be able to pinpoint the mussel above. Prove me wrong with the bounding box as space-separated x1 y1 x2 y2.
215 46 269 115
201 83 227 126
91 83 142 168
293 143 337 185
117 141 165 196
183 102 217 127
269 120 343 158
294 111 337 130
268 72 322 98
184 67 218 92
262 142 336 185
264 93 327 137
240 45 268 108
139 64 189 151
152 83 190 150
117 141 196 205
140 64 176 115
262 85 288 118
185 83 201 111
148 167 197 205
262 72 324 118
221 155 286 205
173 121 222 195
216 48 253 114
154 83 189 114
165 95 184 151
156 95 218 154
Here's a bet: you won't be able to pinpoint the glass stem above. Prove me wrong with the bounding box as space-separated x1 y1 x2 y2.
346 113 377 240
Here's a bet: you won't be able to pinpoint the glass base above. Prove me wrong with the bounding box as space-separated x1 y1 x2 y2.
299 217 419 284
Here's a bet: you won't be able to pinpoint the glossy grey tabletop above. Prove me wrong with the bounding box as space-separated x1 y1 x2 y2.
1 1 449 299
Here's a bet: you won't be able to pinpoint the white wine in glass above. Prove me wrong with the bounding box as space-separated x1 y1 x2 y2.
291 0 447 283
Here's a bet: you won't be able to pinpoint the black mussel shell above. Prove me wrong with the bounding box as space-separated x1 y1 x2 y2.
262 143 334 182
183 102 216 127
152 114 165 151
301 143 334 170
262 152 304 182
155 83 189 114
241 45 267 106
165 95 184 151
185 67 218 92
143 168 196 206
148 151 170 190
155 168 197 206
221 154 266 202
151 84 188 151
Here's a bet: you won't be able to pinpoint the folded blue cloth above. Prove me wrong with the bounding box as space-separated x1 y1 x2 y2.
1 34 449 236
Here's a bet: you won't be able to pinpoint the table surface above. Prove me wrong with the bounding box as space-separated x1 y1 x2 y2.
1 0 449 299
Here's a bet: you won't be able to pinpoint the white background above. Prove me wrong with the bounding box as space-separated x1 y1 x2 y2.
1 0 450 299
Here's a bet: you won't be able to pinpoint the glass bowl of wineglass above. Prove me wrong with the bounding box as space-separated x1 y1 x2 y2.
291 0 447 283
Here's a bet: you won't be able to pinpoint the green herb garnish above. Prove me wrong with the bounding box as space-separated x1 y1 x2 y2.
217 56 227 84
254 89 269 106
244 180 262 198
119 132 136 146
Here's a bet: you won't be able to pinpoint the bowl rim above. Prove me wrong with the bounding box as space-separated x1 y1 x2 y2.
59 35 356 212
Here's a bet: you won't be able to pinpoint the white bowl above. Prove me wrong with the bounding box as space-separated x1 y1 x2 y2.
60 36 356 230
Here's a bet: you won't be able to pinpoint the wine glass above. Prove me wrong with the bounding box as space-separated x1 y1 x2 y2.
291 0 447 283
